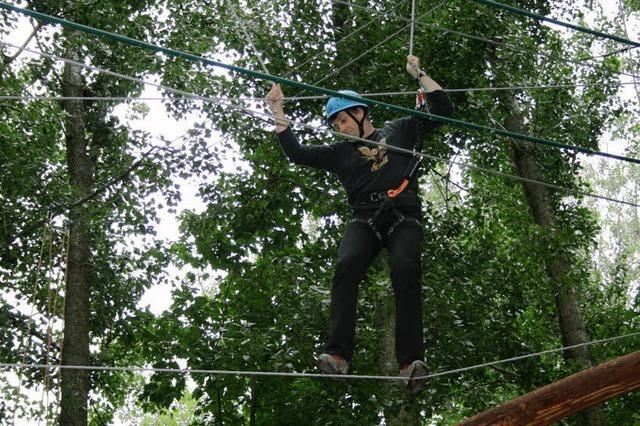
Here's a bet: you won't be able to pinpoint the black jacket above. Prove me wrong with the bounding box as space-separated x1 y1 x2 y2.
277 90 454 210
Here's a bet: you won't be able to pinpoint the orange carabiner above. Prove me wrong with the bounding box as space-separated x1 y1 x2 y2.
416 88 427 111
387 179 409 198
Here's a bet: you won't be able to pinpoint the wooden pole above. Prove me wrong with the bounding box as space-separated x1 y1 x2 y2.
458 350 640 426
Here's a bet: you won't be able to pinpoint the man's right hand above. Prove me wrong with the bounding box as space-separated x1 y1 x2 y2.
406 55 422 79
266 84 284 113
266 84 288 132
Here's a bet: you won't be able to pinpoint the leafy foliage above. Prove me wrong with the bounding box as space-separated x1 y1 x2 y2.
1 0 639 424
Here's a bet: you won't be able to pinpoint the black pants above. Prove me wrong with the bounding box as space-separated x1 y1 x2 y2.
325 205 424 367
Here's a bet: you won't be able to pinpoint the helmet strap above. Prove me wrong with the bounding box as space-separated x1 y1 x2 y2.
345 108 367 139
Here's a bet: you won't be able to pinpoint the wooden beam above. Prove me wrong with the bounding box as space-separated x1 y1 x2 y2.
458 350 640 426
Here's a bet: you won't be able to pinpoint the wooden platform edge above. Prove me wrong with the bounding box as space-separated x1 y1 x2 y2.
457 350 640 426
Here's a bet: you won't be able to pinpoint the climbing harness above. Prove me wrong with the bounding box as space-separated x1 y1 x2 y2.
350 202 421 242
351 83 430 241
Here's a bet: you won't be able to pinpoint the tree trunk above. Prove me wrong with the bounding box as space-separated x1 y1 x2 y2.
459 350 640 425
59 40 93 426
250 377 257 426
377 296 419 426
504 97 604 425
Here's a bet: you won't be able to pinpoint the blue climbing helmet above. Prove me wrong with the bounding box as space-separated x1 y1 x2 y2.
325 90 368 125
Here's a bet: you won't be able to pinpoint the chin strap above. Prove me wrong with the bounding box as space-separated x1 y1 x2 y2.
345 109 367 138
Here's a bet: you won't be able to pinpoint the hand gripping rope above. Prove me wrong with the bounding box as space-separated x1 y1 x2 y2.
386 0 428 200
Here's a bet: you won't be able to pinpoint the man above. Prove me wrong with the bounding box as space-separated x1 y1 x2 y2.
266 55 453 393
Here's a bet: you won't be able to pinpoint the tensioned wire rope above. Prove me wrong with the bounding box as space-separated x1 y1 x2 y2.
282 0 637 86
618 0 640 105
471 0 640 48
409 0 417 56
2 41 638 209
2 3 639 166
0 29 639 387
6 15 633 102
217 98 640 208
2 79 639 103
305 1 446 90
223 0 269 74
0 33 629 207
0 331 638 382
2 15 637 99
1 38 637 208
283 0 407 79
2 9 635 394
330 0 640 80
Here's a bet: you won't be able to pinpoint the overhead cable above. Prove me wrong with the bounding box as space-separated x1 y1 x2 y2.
2 42 636 208
470 0 640 48
219 99 640 209
308 1 447 89
0 331 637 381
284 0 405 79
617 0 640 104
224 0 270 74
1 80 637 104
0 6 638 166
0 49 640 211
1 43 638 209
408 0 416 56
330 0 640 80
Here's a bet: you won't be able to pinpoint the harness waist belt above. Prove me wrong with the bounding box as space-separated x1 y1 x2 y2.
356 189 416 204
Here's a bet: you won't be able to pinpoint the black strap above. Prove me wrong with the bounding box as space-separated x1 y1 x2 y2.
350 203 420 242
355 189 416 204
401 96 428 182
345 109 366 139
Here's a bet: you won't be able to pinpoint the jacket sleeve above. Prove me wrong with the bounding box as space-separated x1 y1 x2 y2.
276 127 340 172
416 90 454 135
388 90 454 149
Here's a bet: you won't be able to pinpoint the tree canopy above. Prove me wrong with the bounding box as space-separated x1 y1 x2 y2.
1 0 639 424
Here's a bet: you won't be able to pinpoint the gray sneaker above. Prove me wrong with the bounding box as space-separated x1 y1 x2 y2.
317 353 349 375
400 360 427 394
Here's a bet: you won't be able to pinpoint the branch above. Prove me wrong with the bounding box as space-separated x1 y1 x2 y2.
34 31 63 86
1 148 157 252
5 309 61 352
2 21 44 66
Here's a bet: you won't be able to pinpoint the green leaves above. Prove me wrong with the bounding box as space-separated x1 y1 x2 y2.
3 0 639 423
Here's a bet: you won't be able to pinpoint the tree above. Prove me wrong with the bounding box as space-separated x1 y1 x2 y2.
2 0 638 423
1 0 183 423
138 0 637 423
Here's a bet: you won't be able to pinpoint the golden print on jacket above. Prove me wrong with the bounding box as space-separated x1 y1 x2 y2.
358 138 389 172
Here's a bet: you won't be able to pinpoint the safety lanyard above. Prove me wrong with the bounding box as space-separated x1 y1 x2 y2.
386 88 427 198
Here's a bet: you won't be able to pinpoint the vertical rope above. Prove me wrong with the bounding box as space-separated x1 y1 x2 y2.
42 223 67 422
41 221 57 422
617 0 640 105
56 222 70 414
224 0 270 74
408 0 416 56
14 215 50 424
